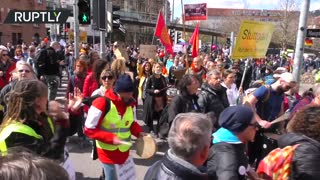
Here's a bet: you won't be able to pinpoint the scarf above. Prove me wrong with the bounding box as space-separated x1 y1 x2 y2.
212 127 242 144
257 144 299 180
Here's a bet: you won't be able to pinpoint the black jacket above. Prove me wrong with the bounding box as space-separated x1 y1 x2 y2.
198 83 229 126
144 150 208 180
168 94 200 125
278 133 320 180
5 114 67 161
143 75 167 124
207 143 248 180
35 47 60 76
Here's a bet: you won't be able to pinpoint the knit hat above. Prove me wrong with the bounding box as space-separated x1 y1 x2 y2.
114 74 134 93
218 106 254 133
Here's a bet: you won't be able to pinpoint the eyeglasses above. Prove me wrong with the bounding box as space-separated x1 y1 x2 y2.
18 69 31 73
2 54 8 57
101 75 113 81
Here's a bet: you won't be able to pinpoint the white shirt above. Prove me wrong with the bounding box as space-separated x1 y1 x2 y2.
91 86 107 97
221 82 239 106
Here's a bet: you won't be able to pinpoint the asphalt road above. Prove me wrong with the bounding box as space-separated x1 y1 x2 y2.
56 72 167 180
56 71 314 180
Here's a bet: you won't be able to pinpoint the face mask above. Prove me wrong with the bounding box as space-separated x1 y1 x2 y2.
154 71 161 75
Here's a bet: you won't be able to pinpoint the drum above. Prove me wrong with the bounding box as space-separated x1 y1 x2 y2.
166 87 179 105
261 132 281 158
136 135 157 159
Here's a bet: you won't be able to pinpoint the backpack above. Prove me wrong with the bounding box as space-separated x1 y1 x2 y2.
257 144 299 179
241 85 271 105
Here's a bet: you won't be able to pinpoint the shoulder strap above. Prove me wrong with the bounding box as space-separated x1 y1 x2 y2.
262 85 271 102
103 97 111 114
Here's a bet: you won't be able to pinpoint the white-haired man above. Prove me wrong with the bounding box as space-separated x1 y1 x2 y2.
144 113 212 180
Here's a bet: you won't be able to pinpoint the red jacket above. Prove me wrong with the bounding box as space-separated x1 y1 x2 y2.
0 61 15 89
84 89 142 164
82 73 99 112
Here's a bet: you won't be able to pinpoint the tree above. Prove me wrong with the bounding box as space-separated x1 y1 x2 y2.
274 0 300 49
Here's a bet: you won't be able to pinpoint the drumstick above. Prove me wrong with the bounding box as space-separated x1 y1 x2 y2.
159 85 173 92
119 141 132 147
270 113 289 125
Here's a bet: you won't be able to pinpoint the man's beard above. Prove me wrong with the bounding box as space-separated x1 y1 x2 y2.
122 97 134 106
276 86 287 94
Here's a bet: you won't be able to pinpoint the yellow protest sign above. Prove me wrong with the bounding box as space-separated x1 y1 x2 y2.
79 31 87 43
67 30 87 43
232 20 274 59
68 30 74 41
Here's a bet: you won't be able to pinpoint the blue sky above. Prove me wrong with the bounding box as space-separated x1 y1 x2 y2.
169 0 320 19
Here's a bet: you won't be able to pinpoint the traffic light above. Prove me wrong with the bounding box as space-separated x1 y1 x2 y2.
176 31 182 44
107 2 123 33
112 5 121 29
169 29 175 43
78 0 90 25
226 37 231 45
58 24 64 35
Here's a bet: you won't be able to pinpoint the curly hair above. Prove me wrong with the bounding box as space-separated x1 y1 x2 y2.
289 105 320 142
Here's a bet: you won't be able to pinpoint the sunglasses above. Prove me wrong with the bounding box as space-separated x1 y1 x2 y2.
101 75 113 81
2 54 8 57
18 69 31 73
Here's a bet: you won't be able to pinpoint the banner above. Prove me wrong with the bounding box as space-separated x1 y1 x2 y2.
232 20 274 59
140 45 157 59
115 156 136 180
68 30 87 43
184 3 207 21
173 44 186 53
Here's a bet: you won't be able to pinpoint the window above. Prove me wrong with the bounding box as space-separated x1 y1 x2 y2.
33 23 40 28
37 0 43 4
0 8 2 23
12 33 17 45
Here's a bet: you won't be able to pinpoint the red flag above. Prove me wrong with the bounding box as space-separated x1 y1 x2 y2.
155 11 174 55
189 23 199 57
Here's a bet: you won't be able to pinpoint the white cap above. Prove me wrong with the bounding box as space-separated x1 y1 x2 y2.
280 72 296 83
276 67 288 72
0 45 8 51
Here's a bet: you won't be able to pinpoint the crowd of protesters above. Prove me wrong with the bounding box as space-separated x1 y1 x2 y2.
0 39 319 180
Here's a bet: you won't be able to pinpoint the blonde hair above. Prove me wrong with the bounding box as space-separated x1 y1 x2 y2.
111 59 126 79
152 62 163 73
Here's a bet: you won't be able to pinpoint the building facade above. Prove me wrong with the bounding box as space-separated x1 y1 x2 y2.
112 0 170 45
198 8 300 31
0 0 47 45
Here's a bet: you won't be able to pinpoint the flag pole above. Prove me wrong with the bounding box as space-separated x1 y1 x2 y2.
181 0 189 73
